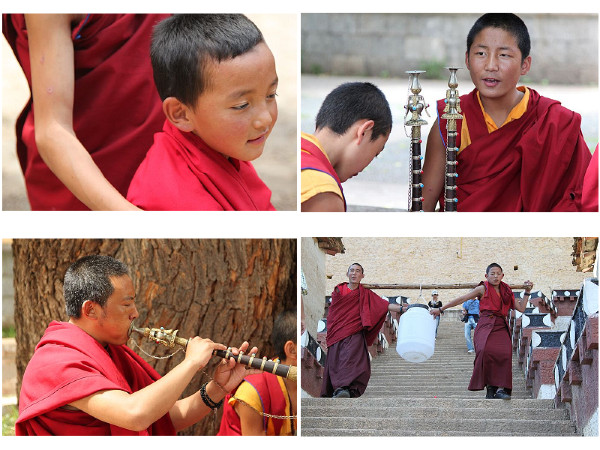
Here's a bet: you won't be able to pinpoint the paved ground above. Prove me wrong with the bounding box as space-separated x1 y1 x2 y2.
302 73 599 211
2 14 297 211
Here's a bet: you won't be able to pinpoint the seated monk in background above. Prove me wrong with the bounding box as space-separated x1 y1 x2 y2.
218 310 297 435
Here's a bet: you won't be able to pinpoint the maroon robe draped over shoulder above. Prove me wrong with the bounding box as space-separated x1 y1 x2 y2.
320 283 389 397
127 120 275 211
301 136 347 211
436 88 591 211
2 14 169 210
16 321 175 436
468 281 515 392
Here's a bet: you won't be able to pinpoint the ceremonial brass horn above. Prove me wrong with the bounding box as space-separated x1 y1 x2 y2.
128 322 297 382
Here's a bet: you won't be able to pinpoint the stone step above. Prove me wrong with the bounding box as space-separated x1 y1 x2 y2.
301 317 578 436
300 416 577 436
302 397 556 409
302 399 568 420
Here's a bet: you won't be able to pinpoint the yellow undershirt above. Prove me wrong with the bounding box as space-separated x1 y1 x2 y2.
228 376 295 436
301 132 344 203
459 86 530 153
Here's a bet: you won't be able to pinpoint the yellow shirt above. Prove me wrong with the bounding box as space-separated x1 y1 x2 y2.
459 86 530 153
228 376 295 436
300 132 344 203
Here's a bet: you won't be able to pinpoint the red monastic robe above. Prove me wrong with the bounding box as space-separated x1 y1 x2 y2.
2 14 169 210
217 372 290 436
468 281 515 392
326 283 389 348
127 120 275 211
581 146 599 212
320 283 389 398
16 321 175 436
436 88 591 211
300 136 347 211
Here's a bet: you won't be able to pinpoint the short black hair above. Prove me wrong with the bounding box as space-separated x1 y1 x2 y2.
486 263 503 274
271 310 296 359
347 262 364 274
64 255 129 318
315 82 392 141
151 14 264 105
467 13 531 61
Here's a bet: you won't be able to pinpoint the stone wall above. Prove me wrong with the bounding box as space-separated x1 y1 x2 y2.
301 13 598 85
321 237 589 309
301 237 330 337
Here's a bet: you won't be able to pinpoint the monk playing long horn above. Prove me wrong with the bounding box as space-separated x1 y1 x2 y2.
16 255 259 436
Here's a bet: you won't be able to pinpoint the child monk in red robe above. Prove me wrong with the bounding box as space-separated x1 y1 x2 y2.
3 14 169 210
16 255 258 435
320 263 406 398
422 13 592 212
218 310 297 436
126 15 277 211
301 82 392 212
430 263 532 399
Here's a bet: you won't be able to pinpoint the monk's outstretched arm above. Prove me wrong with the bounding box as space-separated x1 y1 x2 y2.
430 285 485 317
25 14 141 211
422 119 446 211
513 280 534 313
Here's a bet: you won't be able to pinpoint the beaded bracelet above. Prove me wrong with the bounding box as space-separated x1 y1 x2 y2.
200 382 224 410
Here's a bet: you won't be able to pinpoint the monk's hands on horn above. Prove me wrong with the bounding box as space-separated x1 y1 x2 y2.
185 336 226 370
213 341 261 392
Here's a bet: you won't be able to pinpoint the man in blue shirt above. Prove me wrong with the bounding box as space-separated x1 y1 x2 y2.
462 298 480 353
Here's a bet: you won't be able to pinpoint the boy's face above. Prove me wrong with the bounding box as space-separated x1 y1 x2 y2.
485 267 504 286
188 42 278 161
465 27 531 102
339 131 389 183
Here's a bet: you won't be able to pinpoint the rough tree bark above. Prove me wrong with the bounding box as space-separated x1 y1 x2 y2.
12 238 296 435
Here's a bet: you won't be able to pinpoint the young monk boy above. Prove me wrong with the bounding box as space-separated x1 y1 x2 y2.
301 82 392 212
422 13 592 212
126 14 277 211
430 263 533 399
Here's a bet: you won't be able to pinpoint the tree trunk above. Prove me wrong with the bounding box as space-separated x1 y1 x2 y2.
12 238 296 435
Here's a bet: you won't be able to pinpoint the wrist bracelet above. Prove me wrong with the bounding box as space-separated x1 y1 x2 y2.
439 307 444 315
200 382 224 410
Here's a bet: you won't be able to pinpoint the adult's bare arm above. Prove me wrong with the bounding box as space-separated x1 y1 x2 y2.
25 14 140 211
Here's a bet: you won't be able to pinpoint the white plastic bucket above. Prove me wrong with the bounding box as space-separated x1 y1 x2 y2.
396 304 436 362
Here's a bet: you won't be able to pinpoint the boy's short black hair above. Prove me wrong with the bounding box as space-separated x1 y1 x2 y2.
271 310 296 359
151 14 264 105
64 255 130 318
467 13 531 61
486 263 503 274
315 82 392 141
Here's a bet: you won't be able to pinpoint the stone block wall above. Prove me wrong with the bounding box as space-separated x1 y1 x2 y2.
324 238 589 309
301 13 598 85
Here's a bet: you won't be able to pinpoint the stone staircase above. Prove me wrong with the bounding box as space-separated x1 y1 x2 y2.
301 314 579 436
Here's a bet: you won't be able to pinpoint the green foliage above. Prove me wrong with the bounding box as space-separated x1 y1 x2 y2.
2 405 18 436
2 326 15 338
